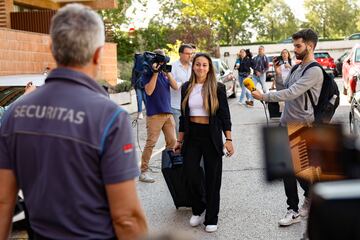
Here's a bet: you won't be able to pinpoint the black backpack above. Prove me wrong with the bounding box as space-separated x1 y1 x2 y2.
290 62 340 123
130 53 145 89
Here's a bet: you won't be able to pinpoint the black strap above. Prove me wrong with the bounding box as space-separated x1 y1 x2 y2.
295 62 322 110
307 90 315 110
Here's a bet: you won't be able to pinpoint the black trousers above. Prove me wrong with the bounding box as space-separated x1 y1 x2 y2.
283 175 310 212
183 122 222 225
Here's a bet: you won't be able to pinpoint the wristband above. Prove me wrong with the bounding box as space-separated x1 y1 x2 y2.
225 138 232 142
153 70 159 73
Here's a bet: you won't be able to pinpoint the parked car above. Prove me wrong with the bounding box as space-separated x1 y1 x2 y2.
0 74 46 109
342 44 360 102
335 51 350 77
349 66 360 135
345 33 360 40
212 58 237 98
0 74 46 224
314 52 336 77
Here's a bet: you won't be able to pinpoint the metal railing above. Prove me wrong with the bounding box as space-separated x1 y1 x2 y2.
10 10 56 34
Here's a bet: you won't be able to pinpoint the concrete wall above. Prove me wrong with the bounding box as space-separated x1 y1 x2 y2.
220 40 360 70
0 28 118 85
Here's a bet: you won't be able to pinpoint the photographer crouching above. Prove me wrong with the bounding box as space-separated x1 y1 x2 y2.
139 49 179 183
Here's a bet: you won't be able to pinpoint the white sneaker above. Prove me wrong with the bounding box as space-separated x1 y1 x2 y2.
137 112 144 119
189 212 205 227
139 172 155 183
299 197 310 217
205 225 218 233
278 209 301 226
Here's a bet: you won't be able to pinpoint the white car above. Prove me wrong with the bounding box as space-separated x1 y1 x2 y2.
211 58 237 98
0 74 46 108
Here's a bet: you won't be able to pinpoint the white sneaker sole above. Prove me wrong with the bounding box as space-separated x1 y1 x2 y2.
278 217 301 226
205 225 218 232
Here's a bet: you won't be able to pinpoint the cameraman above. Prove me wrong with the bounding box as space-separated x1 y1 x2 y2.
140 49 179 183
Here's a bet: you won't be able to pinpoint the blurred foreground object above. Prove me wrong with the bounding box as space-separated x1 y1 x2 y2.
263 123 348 182
308 180 360 240
287 123 345 183
143 231 195 240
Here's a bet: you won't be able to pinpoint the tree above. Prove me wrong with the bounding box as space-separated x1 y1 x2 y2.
179 0 267 45
151 0 266 48
304 0 359 38
253 0 299 42
98 0 132 39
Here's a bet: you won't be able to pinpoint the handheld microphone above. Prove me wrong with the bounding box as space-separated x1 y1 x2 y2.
243 77 269 125
243 78 257 92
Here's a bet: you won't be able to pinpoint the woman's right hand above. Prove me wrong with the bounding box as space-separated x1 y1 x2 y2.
174 141 182 154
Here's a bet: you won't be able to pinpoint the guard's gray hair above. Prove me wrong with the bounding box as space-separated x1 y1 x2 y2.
50 3 105 66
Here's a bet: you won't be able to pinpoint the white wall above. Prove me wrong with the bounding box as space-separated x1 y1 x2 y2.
220 40 360 70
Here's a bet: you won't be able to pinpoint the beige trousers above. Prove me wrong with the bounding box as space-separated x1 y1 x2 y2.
140 113 176 173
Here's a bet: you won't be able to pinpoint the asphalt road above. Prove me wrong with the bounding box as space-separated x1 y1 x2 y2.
11 78 350 239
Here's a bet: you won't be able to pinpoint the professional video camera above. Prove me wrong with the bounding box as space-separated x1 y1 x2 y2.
143 51 172 73
262 123 360 239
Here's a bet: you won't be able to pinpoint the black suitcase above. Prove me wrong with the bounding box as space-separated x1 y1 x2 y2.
161 149 192 209
268 102 282 118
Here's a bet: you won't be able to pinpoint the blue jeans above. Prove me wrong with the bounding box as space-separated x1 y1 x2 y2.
253 72 268 93
238 74 253 103
135 88 146 113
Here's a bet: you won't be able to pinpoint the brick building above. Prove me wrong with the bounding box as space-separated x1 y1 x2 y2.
0 0 118 85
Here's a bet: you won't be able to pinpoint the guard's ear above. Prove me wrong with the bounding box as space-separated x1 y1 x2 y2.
93 46 103 65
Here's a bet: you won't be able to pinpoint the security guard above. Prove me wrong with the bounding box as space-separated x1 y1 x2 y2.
0 4 148 239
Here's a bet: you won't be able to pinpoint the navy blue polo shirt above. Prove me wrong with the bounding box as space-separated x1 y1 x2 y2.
0 68 139 239
142 70 172 116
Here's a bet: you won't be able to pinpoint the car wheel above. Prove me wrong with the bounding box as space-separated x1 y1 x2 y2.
229 82 237 98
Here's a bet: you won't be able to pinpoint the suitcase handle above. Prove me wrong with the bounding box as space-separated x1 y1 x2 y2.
167 150 184 167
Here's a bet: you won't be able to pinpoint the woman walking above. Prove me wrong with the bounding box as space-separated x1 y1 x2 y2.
175 53 234 233
235 49 254 106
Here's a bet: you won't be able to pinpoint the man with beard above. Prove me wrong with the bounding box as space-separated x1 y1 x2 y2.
251 29 323 226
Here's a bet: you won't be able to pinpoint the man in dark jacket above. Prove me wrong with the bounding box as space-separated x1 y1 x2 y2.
252 46 269 93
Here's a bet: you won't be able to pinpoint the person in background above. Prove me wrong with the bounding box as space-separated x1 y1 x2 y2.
270 49 293 113
131 53 147 120
175 53 234 233
139 49 179 183
0 4 147 239
234 49 254 107
271 49 293 90
170 44 193 134
252 46 269 93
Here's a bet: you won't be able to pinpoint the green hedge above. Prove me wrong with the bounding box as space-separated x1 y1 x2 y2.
115 81 132 93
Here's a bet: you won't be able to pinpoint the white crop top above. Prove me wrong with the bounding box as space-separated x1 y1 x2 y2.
189 84 209 116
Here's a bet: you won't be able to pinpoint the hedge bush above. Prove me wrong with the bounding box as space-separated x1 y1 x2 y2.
115 81 132 93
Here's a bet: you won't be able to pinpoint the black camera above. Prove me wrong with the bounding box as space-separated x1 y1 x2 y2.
143 51 172 73
273 56 284 66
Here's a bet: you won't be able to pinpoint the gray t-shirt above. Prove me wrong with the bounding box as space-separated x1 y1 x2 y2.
0 68 139 239
263 61 323 125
